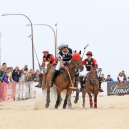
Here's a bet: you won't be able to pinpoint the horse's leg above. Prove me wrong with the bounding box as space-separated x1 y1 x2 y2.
55 88 61 108
82 89 86 108
45 86 50 108
74 76 79 104
88 92 93 108
56 88 62 107
63 89 72 109
67 94 72 107
74 91 79 104
94 93 98 108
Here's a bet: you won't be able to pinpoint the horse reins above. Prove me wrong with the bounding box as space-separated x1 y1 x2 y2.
66 69 74 88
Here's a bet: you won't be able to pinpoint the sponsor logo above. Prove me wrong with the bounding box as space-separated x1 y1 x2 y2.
110 85 129 94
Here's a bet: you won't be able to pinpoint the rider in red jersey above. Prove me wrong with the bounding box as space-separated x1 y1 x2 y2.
41 49 55 67
80 51 103 92
41 49 56 88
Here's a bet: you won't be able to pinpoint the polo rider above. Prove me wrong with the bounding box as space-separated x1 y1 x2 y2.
49 44 74 87
41 49 56 88
80 51 104 92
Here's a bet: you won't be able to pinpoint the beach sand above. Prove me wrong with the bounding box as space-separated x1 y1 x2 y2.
0 90 129 129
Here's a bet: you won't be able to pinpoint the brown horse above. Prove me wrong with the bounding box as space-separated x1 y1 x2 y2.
42 61 51 90
45 51 84 109
82 66 99 108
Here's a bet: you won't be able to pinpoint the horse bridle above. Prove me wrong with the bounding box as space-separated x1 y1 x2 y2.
72 59 83 71
88 69 98 84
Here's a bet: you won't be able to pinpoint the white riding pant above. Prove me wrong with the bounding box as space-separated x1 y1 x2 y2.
55 60 71 71
79 71 90 77
79 69 100 77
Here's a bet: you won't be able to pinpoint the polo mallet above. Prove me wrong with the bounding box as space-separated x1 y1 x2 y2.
82 44 89 59
28 34 41 69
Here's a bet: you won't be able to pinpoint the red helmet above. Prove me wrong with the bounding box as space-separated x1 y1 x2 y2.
72 53 80 60
86 51 93 56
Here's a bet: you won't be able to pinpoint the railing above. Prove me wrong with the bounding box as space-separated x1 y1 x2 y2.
0 82 38 102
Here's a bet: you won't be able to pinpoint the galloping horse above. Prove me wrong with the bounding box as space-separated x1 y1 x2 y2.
45 52 84 109
42 61 51 90
82 66 99 108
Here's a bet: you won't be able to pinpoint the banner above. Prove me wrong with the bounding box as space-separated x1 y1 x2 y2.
0 83 3 102
2 82 15 102
107 82 129 95
29 82 37 98
23 82 30 99
15 83 23 101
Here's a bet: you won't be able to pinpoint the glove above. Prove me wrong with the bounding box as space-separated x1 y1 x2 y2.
62 66 69 70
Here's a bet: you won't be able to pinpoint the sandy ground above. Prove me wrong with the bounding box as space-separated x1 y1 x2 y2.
0 90 129 129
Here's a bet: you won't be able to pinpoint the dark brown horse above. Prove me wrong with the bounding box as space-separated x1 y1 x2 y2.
82 66 99 108
45 52 84 109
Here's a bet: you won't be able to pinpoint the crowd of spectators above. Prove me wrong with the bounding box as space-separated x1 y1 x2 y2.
100 70 128 83
0 63 42 84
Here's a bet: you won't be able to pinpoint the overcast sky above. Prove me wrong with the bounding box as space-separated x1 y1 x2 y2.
0 0 129 80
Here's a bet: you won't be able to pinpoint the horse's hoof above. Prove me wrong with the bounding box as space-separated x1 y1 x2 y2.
63 105 66 109
59 102 61 106
74 99 78 104
94 107 97 109
82 104 85 108
45 104 49 108
55 105 58 108
90 105 93 108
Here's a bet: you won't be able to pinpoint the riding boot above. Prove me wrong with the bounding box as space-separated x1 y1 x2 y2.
80 76 84 92
49 70 58 87
99 84 104 92
35 80 42 88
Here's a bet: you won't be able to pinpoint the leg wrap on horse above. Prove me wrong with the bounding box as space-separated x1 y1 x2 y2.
49 70 58 87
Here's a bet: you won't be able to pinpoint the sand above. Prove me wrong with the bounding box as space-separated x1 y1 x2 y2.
0 90 129 129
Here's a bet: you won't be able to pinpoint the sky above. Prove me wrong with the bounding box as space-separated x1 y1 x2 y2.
0 0 129 80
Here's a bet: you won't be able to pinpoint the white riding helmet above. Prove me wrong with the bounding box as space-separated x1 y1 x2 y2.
42 49 49 53
61 43 68 49
57 43 65 50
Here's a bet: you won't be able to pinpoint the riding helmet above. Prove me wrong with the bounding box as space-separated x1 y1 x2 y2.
86 51 93 56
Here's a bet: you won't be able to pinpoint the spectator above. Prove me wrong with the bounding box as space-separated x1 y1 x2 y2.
2 63 7 71
12 66 21 82
105 75 114 82
31 70 37 82
117 72 126 84
28 73 32 82
101 74 106 82
7 67 13 82
0 66 6 82
21 65 28 72
19 71 28 82
24 68 28 72
121 70 127 82
3 72 9 83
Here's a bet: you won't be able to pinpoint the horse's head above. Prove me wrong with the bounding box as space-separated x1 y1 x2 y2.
71 51 84 72
44 61 50 73
89 66 97 83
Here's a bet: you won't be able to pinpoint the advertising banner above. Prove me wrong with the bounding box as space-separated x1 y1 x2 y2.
0 83 3 102
107 82 129 95
2 82 15 102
